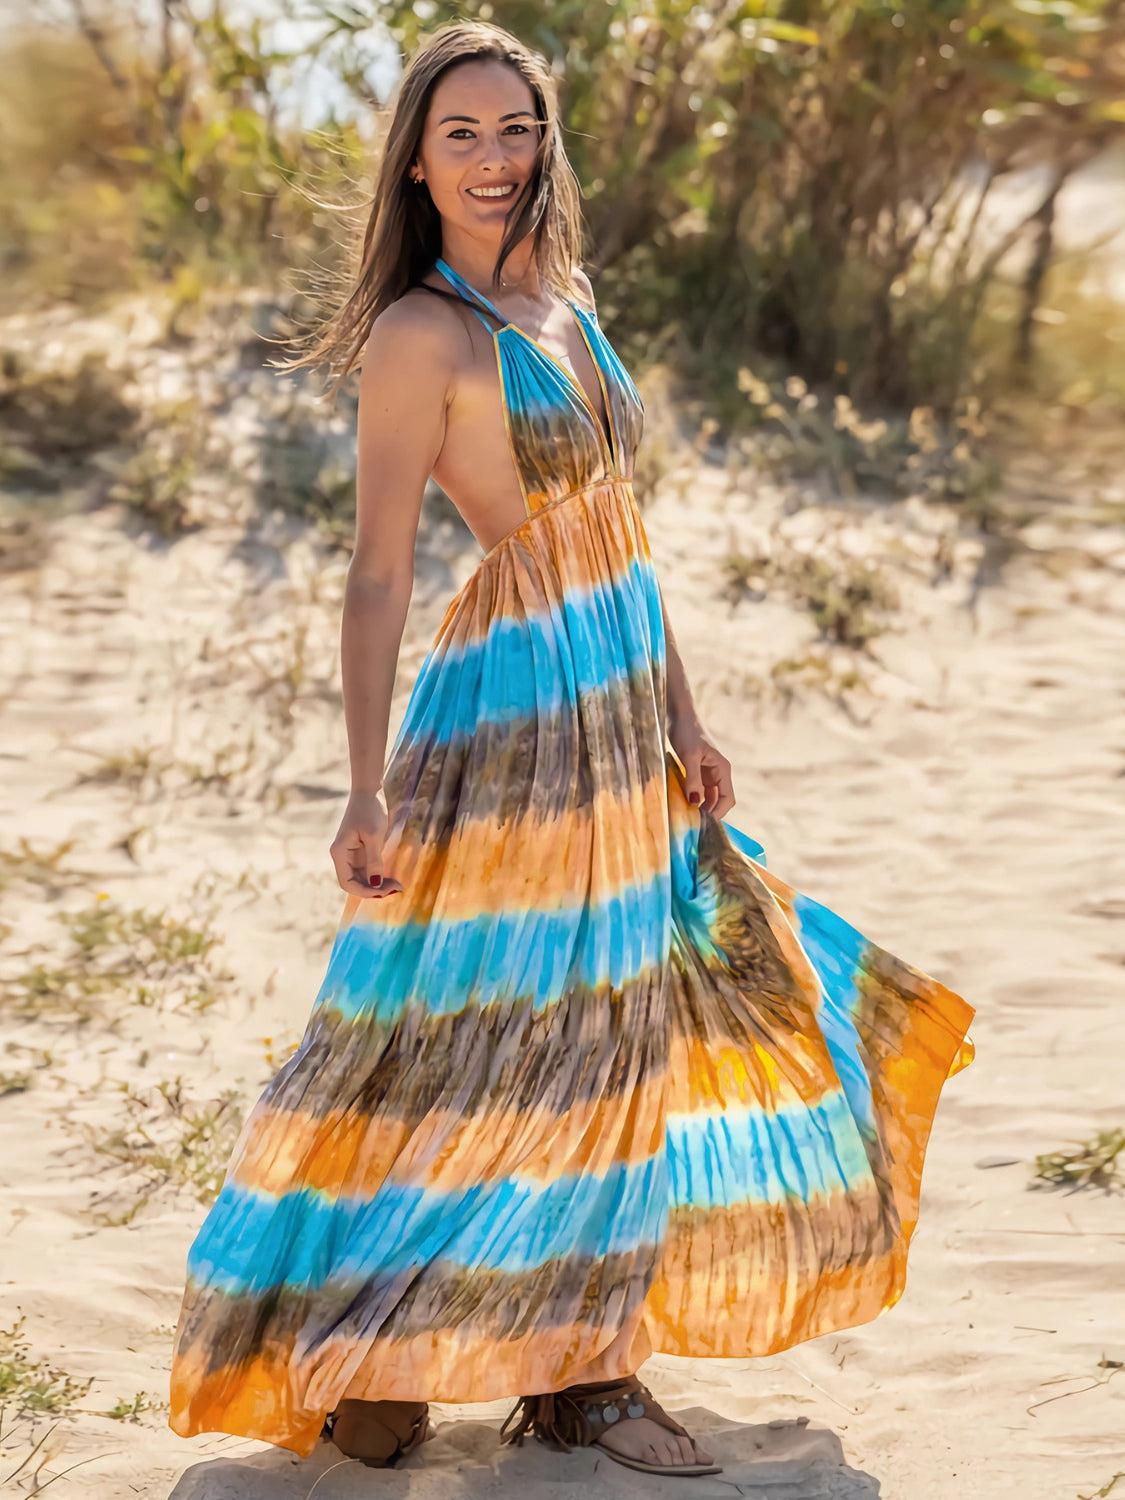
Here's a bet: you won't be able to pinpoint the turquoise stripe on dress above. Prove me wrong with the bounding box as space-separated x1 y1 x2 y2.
190 1155 669 1294
667 1093 873 1210
318 871 673 1021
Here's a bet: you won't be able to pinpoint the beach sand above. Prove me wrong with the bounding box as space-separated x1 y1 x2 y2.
1 424 1122 1498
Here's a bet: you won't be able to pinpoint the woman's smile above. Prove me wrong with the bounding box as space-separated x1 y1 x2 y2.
465 181 517 200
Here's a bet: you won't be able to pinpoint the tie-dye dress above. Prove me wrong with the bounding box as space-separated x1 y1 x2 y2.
168 256 976 1457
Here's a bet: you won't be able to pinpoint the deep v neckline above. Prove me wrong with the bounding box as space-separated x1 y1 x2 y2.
433 257 618 471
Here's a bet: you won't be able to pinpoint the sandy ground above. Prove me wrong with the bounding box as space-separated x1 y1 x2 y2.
1 427 1123 1500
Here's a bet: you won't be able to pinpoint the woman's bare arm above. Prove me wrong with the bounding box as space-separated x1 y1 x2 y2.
329 295 454 897
658 586 701 730
343 297 452 792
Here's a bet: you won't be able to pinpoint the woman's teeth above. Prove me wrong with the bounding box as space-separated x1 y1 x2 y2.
468 184 516 199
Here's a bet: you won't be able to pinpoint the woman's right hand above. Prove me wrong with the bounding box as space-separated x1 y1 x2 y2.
329 789 405 899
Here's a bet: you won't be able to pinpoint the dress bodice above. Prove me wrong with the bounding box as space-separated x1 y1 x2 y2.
432 256 645 513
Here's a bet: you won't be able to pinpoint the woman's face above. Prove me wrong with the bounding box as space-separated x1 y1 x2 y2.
414 59 542 241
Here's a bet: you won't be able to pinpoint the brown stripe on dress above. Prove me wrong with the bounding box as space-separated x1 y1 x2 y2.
313 1243 660 1348
234 1063 669 1199
384 661 666 841
646 1177 899 1355
180 1244 660 1378
264 965 669 1121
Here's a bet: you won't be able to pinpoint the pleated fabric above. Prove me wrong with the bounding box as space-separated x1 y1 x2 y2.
168 257 976 1457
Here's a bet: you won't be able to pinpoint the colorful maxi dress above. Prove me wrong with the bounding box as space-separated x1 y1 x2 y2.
168 257 976 1456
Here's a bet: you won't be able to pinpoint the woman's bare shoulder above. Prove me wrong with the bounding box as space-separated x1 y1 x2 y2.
359 282 471 373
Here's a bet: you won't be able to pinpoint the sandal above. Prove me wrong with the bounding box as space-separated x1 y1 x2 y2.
499 1373 722 1477
321 1398 431 1468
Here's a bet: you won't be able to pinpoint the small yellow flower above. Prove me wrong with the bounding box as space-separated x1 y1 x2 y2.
737 367 772 405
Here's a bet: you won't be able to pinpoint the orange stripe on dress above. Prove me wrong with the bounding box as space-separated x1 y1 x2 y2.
230 1040 842 1202
231 1072 667 1198
170 1315 656 1457
348 768 672 928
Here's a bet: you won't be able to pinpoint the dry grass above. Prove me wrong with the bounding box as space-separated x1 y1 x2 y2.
257 393 356 545
0 348 138 477
724 539 900 651
736 366 996 506
0 838 88 897
769 651 874 709
1031 1128 1124 1192
78 1076 245 1226
71 737 263 802
105 397 211 539
102 1390 167 1423
194 589 341 758
0 1042 53 1101
3 893 235 1026
108 443 198 538
0 1320 91 1418
733 651 876 718
0 511 53 578
175 737 263 795
1077 1474 1125 1500
70 745 173 795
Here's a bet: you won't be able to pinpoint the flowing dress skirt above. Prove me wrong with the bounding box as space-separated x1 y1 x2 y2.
168 479 975 1456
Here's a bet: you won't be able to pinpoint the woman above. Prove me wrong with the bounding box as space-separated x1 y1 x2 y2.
168 19 976 1482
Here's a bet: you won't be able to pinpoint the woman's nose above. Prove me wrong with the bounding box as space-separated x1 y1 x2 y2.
477 137 515 166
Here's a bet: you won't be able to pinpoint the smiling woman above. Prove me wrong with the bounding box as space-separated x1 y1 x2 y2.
166 15 975 1486
428 87 541 212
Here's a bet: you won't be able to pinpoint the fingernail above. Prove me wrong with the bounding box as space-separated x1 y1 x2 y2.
371 874 382 886
689 791 700 804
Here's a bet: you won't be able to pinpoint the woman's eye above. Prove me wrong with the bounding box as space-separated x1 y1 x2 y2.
447 125 530 140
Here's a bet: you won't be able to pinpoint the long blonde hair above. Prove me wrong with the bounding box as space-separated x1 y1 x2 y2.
279 20 586 397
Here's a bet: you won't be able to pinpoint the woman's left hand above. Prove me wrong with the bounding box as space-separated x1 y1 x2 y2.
668 710 736 819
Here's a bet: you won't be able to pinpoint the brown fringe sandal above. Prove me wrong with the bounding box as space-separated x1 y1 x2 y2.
321 1399 431 1467
499 1374 722 1478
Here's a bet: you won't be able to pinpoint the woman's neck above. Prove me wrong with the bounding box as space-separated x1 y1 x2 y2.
438 236 541 298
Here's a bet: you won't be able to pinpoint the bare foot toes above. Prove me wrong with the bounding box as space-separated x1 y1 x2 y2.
596 1415 714 1468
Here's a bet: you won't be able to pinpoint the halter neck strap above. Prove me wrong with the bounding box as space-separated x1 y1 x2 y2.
433 257 507 331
